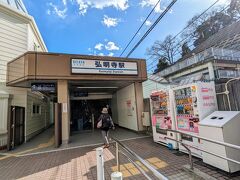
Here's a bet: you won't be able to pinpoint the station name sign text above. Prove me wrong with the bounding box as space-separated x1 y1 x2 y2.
71 59 138 75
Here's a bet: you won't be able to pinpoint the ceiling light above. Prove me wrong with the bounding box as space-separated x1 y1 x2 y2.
88 93 112 95
77 87 118 89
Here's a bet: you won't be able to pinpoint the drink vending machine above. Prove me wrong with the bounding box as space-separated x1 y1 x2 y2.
151 89 178 149
172 81 218 157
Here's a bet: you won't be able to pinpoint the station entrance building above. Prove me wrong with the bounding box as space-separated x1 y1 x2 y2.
7 52 147 146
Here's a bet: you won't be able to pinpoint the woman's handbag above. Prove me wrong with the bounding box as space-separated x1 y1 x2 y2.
97 119 102 128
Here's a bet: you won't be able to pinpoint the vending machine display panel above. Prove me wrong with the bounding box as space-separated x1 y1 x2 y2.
173 82 218 157
151 90 178 149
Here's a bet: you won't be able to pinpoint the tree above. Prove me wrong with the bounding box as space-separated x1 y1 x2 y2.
147 0 240 73
181 42 191 57
228 0 240 19
181 0 240 47
147 35 178 65
153 57 169 74
193 12 232 46
181 12 212 45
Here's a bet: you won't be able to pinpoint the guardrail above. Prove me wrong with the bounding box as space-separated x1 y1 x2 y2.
216 77 240 111
112 137 168 180
161 129 240 170
158 47 240 77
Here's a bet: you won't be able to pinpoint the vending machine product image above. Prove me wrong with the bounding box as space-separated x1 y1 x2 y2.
173 81 218 157
151 89 178 149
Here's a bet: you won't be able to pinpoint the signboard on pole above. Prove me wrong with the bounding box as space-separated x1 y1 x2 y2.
71 59 138 75
31 83 55 92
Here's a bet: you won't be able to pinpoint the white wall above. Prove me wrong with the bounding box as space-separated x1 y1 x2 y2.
143 79 169 99
27 24 44 52
0 6 48 147
26 92 50 141
0 8 29 114
111 93 118 124
0 92 9 146
0 10 28 147
0 84 28 147
0 11 28 82
0 85 28 113
116 84 138 131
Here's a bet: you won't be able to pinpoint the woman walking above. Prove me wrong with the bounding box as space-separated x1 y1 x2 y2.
97 107 115 148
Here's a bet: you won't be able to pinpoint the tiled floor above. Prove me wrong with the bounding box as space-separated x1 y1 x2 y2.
0 137 240 180
0 126 148 155
0 127 55 155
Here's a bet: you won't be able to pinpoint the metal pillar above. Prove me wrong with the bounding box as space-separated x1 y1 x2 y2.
96 147 104 180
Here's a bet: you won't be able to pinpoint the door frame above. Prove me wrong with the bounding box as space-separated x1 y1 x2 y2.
8 106 25 150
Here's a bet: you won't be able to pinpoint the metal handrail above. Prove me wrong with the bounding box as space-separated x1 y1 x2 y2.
161 129 240 170
112 137 168 180
159 47 240 77
216 77 240 111
119 150 153 180
165 129 240 150
165 137 240 170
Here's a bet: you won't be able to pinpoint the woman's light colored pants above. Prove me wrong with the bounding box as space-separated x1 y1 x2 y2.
101 130 109 145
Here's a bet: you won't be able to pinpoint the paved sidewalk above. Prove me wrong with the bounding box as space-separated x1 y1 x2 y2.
0 137 239 180
0 127 148 157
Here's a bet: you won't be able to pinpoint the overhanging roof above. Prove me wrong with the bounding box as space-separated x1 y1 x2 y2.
6 52 147 88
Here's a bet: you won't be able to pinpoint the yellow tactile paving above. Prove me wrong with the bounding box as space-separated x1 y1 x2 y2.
147 157 161 163
154 161 168 169
111 166 118 172
124 163 135 169
0 136 54 161
111 157 168 178
128 167 140 175
111 165 126 172
136 161 149 172
121 170 132 177
120 165 126 171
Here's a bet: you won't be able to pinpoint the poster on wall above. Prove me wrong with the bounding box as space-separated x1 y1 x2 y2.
62 103 68 113
126 100 132 116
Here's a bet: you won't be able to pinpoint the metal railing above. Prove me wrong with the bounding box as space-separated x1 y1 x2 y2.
158 47 240 77
112 137 168 180
216 77 240 111
161 129 240 170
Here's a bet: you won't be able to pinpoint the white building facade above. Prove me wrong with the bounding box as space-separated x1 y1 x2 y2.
0 0 50 149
